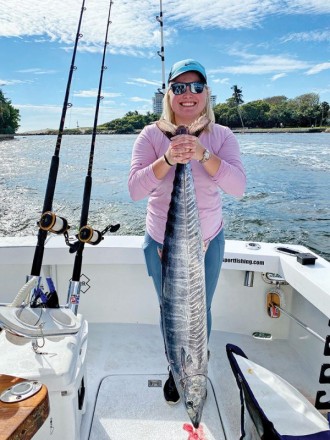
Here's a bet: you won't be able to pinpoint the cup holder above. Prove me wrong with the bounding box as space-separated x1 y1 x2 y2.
49 309 76 327
15 308 43 328
0 381 43 403
0 306 80 337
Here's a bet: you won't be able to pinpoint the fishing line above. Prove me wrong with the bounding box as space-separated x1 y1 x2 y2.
30 0 87 278
66 0 119 313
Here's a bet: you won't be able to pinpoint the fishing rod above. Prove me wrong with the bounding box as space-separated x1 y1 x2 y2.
156 0 166 95
66 0 119 314
30 0 87 278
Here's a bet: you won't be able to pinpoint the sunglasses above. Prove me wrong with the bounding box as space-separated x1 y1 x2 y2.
170 82 205 95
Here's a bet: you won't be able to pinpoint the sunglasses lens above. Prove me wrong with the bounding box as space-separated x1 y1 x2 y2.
171 83 187 95
191 82 205 93
170 82 205 95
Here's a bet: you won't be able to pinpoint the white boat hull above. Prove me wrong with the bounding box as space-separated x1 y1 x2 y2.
0 236 329 439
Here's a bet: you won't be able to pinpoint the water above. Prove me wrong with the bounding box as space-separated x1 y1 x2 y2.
0 133 329 261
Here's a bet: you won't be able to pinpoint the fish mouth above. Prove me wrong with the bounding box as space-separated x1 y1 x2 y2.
185 397 203 429
183 375 207 429
186 406 202 429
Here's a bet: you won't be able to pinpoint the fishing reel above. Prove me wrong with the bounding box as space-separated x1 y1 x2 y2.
67 223 120 254
38 211 70 234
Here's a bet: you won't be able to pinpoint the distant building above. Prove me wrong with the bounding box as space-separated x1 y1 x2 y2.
210 95 217 108
153 92 164 115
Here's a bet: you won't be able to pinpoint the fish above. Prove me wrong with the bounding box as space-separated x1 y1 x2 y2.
157 117 210 428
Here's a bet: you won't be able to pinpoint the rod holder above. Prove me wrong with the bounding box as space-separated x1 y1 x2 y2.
244 271 254 287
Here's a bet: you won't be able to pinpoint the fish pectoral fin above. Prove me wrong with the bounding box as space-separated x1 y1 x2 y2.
181 347 194 374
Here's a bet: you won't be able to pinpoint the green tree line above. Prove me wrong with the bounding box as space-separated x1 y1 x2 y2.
98 111 158 134
2 87 329 135
99 92 329 133
215 91 329 129
0 90 20 134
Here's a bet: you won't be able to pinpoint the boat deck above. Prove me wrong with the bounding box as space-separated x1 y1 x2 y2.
82 322 321 440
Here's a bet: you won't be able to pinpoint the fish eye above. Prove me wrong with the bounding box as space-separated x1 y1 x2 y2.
186 400 194 409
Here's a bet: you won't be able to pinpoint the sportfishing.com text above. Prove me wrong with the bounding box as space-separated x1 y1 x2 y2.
223 258 265 266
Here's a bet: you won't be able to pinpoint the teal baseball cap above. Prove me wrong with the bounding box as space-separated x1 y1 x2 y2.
168 59 207 84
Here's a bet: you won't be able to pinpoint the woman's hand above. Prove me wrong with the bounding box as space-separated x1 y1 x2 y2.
166 134 204 164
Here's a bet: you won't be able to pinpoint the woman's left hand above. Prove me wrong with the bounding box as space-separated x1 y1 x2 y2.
170 134 204 164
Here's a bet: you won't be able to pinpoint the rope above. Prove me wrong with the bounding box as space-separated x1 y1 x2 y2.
10 277 37 307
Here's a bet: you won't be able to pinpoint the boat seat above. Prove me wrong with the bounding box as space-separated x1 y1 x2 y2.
227 344 330 438
0 306 82 339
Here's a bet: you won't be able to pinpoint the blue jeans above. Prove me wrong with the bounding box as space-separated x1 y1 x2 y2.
143 228 225 340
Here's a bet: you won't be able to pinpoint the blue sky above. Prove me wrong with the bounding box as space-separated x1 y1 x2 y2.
1 0 330 132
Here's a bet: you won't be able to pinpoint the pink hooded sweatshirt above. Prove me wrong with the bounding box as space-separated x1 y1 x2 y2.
128 122 246 244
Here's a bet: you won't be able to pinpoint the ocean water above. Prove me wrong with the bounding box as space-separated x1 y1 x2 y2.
0 133 329 261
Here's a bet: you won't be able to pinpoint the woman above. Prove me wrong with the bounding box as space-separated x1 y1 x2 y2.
128 59 246 405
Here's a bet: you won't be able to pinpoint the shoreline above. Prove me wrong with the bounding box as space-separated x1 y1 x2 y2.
232 127 328 134
0 134 15 141
14 127 330 136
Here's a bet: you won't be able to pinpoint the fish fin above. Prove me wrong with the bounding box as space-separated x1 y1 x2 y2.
181 347 194 374
181 347 187 372
188 116 211 137
156 116 210 139
156 119 177 139
157 246 162 260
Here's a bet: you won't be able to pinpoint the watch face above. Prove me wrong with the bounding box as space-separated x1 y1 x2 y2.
200 149 211 163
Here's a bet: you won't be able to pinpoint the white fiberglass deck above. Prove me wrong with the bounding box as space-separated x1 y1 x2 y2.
82 322 322 440
90 375 224 440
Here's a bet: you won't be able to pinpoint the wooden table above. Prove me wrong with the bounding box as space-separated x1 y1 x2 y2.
0 375 49 440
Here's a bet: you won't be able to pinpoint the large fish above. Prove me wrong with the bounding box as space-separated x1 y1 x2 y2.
157 117 210 429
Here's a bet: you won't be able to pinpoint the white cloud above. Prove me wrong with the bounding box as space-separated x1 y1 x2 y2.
0 0 171 55
16 68 57 75
282 0 330 15
271 73 287 81
15 102 125 132
1 0 330 52
212 78 230 84
73 89 122 98
126 78 160 87
281 29 330 43
0 79 30 86
164 0 330 30
305 63 330 75
129 97 152 103
3 0 330 131
17 103 63 112
210 52 310 75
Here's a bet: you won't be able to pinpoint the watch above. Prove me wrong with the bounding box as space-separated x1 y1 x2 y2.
199 148 211 164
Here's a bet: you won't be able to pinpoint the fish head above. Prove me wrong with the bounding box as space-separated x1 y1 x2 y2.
183 374 207 429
